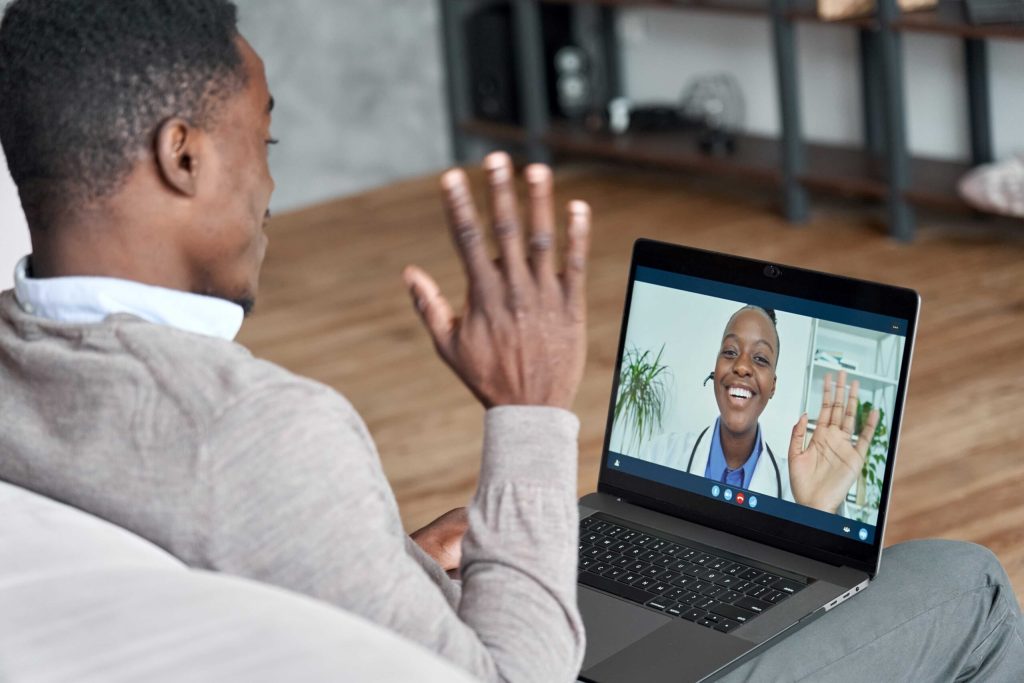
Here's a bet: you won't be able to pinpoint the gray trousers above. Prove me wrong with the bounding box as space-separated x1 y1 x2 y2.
719 540 1024 682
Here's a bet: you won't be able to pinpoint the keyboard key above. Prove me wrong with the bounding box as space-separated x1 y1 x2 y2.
609 541 631 553
718 590 742 603
710 603 757 624
622 546 644 559
579 558 596 570
669 559 693 573
603 567 626 580
713 618 741 633
634 577 657 590
691 553 713 566
638 550 662 563
680 564 702 577
747 584 770 600
617 530 640 543
598 551 618 563
579 571 652 604
762 590 787 604
627 561 648 573
739 568 763 581
645 598 670 611
678 548 699 561
661 544 685 557
582 532 603 544
595 537 615 549
724 564 748 576
731 581 755 594
680 608 705 622
690 567 716 581
697 616 719 629
671 577 709 593
644 538 670 552
632 534 655 546
754 572 782 587
701 584 727 599
692 597 717 611
663 587 688 602
618 572 641 585
715 575 740 588
589 521 610 533
579 517 598 529
658 570 680 583
653 555 675 568
612 556 632 568
603 525 626 538
642 566 667 579
771 578 805 595
587 563 611 575
665 603 685 617
583 547 602 559
647 582 670 595
733 596 771 614
708 558 733 571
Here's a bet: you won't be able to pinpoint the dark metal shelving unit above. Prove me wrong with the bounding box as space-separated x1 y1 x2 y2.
439 0 1024 240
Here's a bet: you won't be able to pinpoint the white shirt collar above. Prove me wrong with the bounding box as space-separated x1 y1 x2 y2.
13 256 244 341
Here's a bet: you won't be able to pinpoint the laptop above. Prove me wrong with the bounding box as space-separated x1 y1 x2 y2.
577 239 919 682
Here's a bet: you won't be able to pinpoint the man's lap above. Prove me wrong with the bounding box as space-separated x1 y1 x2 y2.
720 539 1024 682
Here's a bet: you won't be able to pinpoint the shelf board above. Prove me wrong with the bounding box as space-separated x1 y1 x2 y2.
787 0 879 28
541 0 773 17
893 3 1024 40
459 118 1023 219
542 120 782 182
811 360 899 387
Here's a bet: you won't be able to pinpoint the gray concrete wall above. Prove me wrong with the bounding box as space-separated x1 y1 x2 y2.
237 0 452 212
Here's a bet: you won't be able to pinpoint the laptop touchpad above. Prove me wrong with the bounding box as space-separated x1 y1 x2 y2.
578 587 671 670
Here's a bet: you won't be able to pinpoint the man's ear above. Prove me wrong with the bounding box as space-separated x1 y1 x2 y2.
154 117 201 197
770 374 777 400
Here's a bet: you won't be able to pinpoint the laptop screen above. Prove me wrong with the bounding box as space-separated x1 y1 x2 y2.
606 264 909 547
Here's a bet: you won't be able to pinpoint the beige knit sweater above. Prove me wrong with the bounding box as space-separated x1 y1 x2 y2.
0 290 584 682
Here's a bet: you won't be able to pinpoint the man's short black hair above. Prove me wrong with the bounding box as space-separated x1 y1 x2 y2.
0 0 245 221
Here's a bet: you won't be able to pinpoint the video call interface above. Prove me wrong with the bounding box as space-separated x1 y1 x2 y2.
607 267 909 544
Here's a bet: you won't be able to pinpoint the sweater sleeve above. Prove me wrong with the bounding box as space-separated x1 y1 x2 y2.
201 381 584 682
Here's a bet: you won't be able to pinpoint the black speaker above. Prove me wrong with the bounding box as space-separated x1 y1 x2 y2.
464 3 577 125
465 4 520 124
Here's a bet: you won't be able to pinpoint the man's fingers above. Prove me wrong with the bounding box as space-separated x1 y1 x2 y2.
524 163 556 280
441 168 497 293
856 408 880 458
816 373 834 426
842 380 860 434
562 200 591 313
403 265 456 354
483 151 529 286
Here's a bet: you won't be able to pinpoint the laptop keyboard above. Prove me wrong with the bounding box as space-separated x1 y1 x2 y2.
578 514 810 634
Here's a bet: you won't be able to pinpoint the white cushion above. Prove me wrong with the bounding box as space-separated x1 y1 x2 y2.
0 482 478 682
0 481 182 588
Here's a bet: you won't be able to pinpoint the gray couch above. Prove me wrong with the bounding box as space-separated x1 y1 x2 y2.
0 481 477 682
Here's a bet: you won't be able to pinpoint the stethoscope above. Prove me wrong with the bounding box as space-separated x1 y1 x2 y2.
691 372 783 497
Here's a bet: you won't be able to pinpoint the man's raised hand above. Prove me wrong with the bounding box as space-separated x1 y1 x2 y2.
402 151 591 410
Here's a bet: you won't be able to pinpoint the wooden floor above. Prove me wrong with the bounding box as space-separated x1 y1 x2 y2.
239 164 1024 603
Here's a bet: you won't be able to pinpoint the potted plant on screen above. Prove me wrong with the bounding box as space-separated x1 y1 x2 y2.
612 344 671 454
855 402 888 522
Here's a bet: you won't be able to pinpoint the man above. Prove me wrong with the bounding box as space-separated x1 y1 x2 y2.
0 2 1021 682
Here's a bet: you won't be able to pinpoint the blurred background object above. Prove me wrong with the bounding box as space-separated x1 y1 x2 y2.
958 154 1024 216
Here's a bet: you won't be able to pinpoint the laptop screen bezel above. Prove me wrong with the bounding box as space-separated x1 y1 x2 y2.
597 239 919 576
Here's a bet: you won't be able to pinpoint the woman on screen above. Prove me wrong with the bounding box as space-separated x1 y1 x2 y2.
640 305 879 516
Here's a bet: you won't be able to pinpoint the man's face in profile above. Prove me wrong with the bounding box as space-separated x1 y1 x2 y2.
187 35 275 314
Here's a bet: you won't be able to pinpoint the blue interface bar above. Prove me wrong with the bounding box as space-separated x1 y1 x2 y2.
635 266 907 337
610 453 876 544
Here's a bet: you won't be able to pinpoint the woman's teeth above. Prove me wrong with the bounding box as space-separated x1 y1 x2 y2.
728 387 753 399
